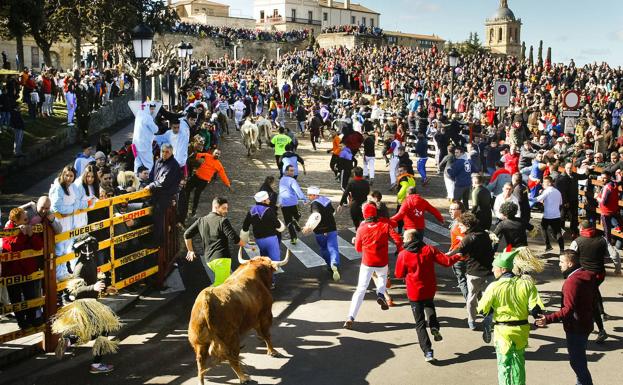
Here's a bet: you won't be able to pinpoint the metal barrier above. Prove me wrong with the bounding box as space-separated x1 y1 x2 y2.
0 189 179 351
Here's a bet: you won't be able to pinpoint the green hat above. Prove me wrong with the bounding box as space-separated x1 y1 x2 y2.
493 249 520 270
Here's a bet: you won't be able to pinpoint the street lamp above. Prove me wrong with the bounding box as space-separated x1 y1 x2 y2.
448 48 459 115
187 42 194 73
131 23 154 102
177 41 188 104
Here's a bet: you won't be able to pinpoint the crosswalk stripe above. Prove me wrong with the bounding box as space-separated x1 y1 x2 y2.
425 220 450 237
337 236 361 260
281 239 327 268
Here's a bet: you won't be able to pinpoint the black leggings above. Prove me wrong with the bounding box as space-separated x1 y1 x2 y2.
281 205 301 240
541 217 564 252
186 175 208 214
409 299 439 355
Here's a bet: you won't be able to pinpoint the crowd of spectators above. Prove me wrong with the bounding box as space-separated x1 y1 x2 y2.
170 22 310 44
321 24 383 37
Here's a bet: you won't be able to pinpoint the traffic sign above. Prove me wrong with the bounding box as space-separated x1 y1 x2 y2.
562 110 580 117
564 117 577 134
563 90 580 109
493 80 511 107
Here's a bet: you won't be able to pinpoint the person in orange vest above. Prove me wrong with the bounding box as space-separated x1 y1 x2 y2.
186 149 231 217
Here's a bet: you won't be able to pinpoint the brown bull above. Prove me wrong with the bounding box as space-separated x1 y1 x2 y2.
188 248 290 385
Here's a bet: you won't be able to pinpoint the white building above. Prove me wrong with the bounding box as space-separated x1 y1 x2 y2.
171 0 256 29
254 0 380 34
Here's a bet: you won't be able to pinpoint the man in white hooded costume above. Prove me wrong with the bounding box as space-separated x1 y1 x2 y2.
132 103 159 173
155 115 191 172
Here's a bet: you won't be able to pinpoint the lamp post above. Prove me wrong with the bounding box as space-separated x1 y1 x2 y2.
306 45 314 76
187 42 193 73
131 23 154 102
177 41 188 106
448 48 459 115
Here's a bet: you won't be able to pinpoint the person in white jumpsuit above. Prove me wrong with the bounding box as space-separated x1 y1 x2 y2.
232 98 246 129
132 104 159 173
155 116 190 171
66 88 76 126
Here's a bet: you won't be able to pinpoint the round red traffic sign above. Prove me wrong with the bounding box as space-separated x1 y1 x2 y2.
563 90 580 109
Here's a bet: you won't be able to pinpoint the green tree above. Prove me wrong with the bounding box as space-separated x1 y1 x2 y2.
27 0 63 68
0 0 30 69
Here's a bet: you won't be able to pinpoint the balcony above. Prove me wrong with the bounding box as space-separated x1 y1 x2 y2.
258 15 285 24
286 17 321 26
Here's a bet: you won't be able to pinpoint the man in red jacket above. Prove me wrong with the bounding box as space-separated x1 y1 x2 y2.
597 170 623 244
395 229 464 362
390 187 445 240
536 250 596 385
344 204 403 329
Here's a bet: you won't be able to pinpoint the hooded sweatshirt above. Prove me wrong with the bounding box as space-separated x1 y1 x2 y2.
355 219 403 267
390 194 444 231
395 240 463 301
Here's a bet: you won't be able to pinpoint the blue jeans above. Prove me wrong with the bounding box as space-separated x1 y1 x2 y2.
314 230 340 267
417 157 428 182
255 235 281 262
566 332 593 385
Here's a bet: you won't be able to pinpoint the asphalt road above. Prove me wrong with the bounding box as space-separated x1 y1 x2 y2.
1 117 622 385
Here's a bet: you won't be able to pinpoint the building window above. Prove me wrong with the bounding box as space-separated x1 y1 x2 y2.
351 15 356 24
31 46 39 68
292 9 296 20
362 17 366 26
498 28 503 42
260 10 265 20
489 28 494 43
370 19 374 27
273 9 278 17
308 10 313 22
323 12 328 21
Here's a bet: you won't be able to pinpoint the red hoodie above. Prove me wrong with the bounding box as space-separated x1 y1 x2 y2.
390 194 444 230
395 242 464 301
355 220 403 267
544 267 596 334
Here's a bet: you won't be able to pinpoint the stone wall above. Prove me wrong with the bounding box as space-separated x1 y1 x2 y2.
156 33 308 62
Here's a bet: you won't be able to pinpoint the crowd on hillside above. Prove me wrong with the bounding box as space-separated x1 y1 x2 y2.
170 22 310 43
321 24 384 37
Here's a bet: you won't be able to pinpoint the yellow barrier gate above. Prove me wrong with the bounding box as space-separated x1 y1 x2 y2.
0 189 179 352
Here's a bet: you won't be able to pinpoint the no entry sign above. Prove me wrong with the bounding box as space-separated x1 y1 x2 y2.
494 80 511 107
563 90 581 110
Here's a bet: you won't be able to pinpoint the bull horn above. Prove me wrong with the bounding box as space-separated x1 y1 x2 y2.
273 249 291 268
238 247 249 265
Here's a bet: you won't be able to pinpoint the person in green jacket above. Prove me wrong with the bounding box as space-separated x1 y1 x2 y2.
477 247 545 385
270 127 292 167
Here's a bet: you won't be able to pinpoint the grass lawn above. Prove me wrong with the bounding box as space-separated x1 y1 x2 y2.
0 101 68 157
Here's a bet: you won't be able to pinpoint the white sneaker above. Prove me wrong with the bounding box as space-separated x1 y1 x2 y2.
331 265 340 282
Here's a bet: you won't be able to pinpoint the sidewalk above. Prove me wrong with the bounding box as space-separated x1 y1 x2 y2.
0 267 185 369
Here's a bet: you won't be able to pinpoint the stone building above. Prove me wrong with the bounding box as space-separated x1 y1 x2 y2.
484 0 522 56
254 0 380 34
385 32 445 51
0 37 73 72
170 0 256 29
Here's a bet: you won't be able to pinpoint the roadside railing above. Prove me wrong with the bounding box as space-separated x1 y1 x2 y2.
0 189 179 352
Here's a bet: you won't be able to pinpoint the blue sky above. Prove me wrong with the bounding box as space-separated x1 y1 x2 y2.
219 0 623 65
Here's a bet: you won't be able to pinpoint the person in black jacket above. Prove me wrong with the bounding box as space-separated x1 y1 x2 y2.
512 173 534 231
241 191 284 287
362 131 376 184
448 212 495 330
340 167 370 229
184 197 245 286
555 162 586 238
145 143 182 247
471 174 493 231
494 201 528 250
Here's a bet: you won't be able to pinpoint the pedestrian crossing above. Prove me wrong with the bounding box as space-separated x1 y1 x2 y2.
242 222 451 273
